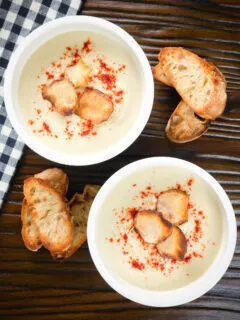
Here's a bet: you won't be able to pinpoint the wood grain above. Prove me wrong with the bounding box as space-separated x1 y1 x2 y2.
1 0 240 319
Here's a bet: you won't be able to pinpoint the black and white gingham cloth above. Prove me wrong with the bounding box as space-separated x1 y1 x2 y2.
0 0 82 207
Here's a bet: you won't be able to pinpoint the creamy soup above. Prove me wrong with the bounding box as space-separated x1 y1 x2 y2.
97 165 222 291
18 31 142 154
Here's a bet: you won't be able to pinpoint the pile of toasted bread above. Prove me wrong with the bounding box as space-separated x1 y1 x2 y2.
153 47 227 143
134 189 189 260
21 168 100 260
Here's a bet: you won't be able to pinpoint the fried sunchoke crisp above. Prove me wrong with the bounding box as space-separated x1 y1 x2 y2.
42 79 78 116
76 88 114 124
134 210 172 244
156 225 187 260
65 58 91 88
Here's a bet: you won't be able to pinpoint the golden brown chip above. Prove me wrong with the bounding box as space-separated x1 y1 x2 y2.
65 58 91 88
156 225 187 260
157 189 189 225
76 88 114 124
42 79 78 116
134 210 172 244
21 198 42 252
166 100 209 143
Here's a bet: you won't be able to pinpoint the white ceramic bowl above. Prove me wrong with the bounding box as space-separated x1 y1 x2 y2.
87 157 237 307
4 16 154 165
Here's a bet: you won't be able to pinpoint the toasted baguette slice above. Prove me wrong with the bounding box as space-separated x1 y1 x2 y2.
42 79 78 116
52 185 100 260
156 225 187 260
52 199 91 260
166 100 209 143
23 177 73 253
134 210 172 244
21 198 42 252
22 168 68 252
160 47 227 120
68 185 100 207
68 192 84 207
65 58 91 88
157 189 189 225
152 62 172 86
153 58 209 143
35 168 69 197
83 184 101 202
76 88 114 124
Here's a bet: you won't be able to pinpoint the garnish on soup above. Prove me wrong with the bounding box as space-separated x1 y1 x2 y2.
157 189 189 225
76 88 114 124
64 57 92 88
156 225 187 260
42 79 78 116
134 210 172 244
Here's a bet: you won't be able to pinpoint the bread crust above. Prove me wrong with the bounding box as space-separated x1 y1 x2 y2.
23 177 73 253
160 47 227 120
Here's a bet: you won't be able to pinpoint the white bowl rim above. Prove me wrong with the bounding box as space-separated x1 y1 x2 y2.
4 15 154 166
87 157 237 307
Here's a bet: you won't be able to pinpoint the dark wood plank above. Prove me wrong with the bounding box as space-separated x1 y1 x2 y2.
1 0 240 319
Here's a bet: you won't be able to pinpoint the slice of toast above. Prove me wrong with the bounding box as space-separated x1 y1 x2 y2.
166 100 209 143
134 210 172 244
160 47 227 120
52 185 100 260
76 88 114 124
152 61 172 86
68 185 100 207
42 79 78 116
51 198 91 260
23 177 73 253
156 225 187 260
153 57 210 143
22 168 69 252
157 189 189 225
65 58 91 88
21 198 42 252
35 168 69 197
83 184 101 202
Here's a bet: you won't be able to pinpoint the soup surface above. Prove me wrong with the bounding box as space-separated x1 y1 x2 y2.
19 31 142 154
97 165 222 291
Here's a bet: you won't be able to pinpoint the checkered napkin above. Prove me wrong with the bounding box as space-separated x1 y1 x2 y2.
0 0 82 207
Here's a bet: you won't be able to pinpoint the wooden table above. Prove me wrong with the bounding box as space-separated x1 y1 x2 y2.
1 1 239 319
